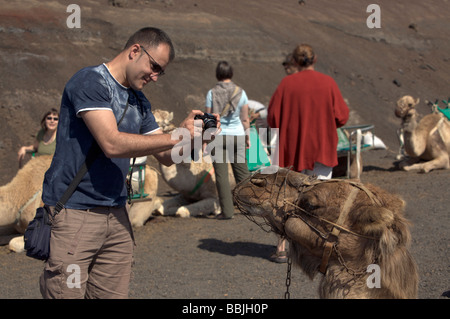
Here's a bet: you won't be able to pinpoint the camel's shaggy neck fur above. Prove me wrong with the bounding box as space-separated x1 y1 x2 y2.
402 110 442 159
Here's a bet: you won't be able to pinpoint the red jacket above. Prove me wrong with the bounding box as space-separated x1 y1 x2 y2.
268 70 349 171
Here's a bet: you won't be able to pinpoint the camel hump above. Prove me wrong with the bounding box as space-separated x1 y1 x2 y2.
419 113 446 132
6 155 52 187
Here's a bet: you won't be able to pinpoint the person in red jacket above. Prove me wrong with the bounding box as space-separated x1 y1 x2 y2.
267 44 349 263
268 44 349 178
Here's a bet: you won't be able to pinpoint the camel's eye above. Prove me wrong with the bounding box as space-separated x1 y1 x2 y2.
304 202 318 211
251 178 266 188
299 198 320 211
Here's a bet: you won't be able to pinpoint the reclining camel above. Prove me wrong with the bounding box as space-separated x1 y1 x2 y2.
395 95 450 173
156 153 235 218
233 168 418 299
152 109 235 218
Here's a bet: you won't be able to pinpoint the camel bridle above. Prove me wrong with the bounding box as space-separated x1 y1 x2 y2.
235 169 381 275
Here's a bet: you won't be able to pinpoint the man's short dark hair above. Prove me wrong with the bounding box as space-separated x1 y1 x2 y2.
125 27 175 62
216 61 233 81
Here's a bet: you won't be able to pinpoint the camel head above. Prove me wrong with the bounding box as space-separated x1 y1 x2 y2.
233 168 418 298
153 109 175 132
233 168 404 255
233 168 314 234
395 95 420 119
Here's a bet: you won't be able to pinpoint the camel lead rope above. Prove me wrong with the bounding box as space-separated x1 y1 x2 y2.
284 257 292 299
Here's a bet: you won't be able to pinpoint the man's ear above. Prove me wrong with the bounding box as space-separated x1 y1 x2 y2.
128 44 140 61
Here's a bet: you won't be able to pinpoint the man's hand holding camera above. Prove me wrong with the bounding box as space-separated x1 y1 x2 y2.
171 110 221 163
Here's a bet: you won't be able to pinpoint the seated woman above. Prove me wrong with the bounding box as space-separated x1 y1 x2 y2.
18 108 59 167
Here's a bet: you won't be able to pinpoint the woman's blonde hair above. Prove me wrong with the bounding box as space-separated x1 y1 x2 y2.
292 44 315 68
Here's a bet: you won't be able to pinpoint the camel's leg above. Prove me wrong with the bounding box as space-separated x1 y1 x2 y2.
422 155 450 172
0 233 19 245
9 236 25 253
154 195 189 216
405 129 450 173
175 198 220 218
403 162 425 172
405 154 449 173
128 198 162 227
398 157 420 170
396 128 406 160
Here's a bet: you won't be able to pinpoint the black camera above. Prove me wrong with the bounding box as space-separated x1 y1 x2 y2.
191 113 217 162
194 113 217 131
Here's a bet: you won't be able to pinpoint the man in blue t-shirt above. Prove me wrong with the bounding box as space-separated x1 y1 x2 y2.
39 27 219 299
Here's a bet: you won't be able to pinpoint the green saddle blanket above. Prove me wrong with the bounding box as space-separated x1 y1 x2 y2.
246 126 270 171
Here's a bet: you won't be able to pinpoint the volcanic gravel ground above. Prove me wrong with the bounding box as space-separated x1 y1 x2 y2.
0 150 448 300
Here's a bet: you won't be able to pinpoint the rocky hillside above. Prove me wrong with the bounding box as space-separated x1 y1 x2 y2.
1 0 449 183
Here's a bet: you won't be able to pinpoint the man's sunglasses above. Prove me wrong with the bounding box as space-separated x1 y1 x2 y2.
140 45 165 77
